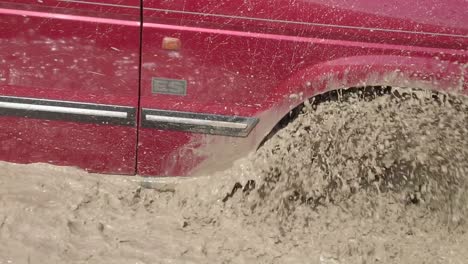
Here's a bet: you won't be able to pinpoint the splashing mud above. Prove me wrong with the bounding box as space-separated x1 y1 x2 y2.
1 88 468 263
222 88 468 228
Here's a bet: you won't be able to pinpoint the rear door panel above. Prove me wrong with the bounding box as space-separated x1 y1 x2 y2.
0 0 140 174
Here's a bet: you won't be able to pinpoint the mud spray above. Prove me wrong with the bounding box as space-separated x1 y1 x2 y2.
0 88 467 263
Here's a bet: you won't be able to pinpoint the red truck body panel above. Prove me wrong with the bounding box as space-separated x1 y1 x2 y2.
0 1 140 174
0 0 467 176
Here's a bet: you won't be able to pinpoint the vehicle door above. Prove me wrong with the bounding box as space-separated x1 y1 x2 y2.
0 0 141 174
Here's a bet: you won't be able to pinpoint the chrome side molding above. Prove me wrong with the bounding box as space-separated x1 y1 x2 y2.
141 108 258 137
0 95 259 136
0 95 135 126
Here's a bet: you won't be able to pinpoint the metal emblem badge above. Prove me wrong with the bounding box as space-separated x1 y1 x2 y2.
152 77 187 96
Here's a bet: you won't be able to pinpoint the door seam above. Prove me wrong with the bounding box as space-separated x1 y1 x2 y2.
134 0 144 175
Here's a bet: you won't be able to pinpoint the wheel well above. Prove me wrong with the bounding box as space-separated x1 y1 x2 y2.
258 86 395 149
258 85 456 149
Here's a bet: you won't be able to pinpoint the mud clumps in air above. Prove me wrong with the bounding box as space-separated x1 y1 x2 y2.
213 88 468 233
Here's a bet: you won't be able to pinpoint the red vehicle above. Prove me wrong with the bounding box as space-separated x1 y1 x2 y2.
0 0 466 176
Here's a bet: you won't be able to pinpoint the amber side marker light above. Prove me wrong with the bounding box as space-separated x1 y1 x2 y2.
162 37 182 50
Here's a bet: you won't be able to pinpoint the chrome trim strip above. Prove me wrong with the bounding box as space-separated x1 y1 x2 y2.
146 115 248 130
0 101 127 118
56 0 467 38
141 109 258 137
0 96 135 126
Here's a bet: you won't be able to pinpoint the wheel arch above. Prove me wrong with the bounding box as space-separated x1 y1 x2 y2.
253 54 467 147
189 54 466 176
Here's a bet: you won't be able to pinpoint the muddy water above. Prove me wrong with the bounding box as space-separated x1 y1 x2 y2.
1 88 468 264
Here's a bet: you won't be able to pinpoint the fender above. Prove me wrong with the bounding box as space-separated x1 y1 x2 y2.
255 54 467 142
190 54 467 175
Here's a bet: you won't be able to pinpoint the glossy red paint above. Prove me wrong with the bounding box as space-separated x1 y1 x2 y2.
0 0 467 176
0 0 140 174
